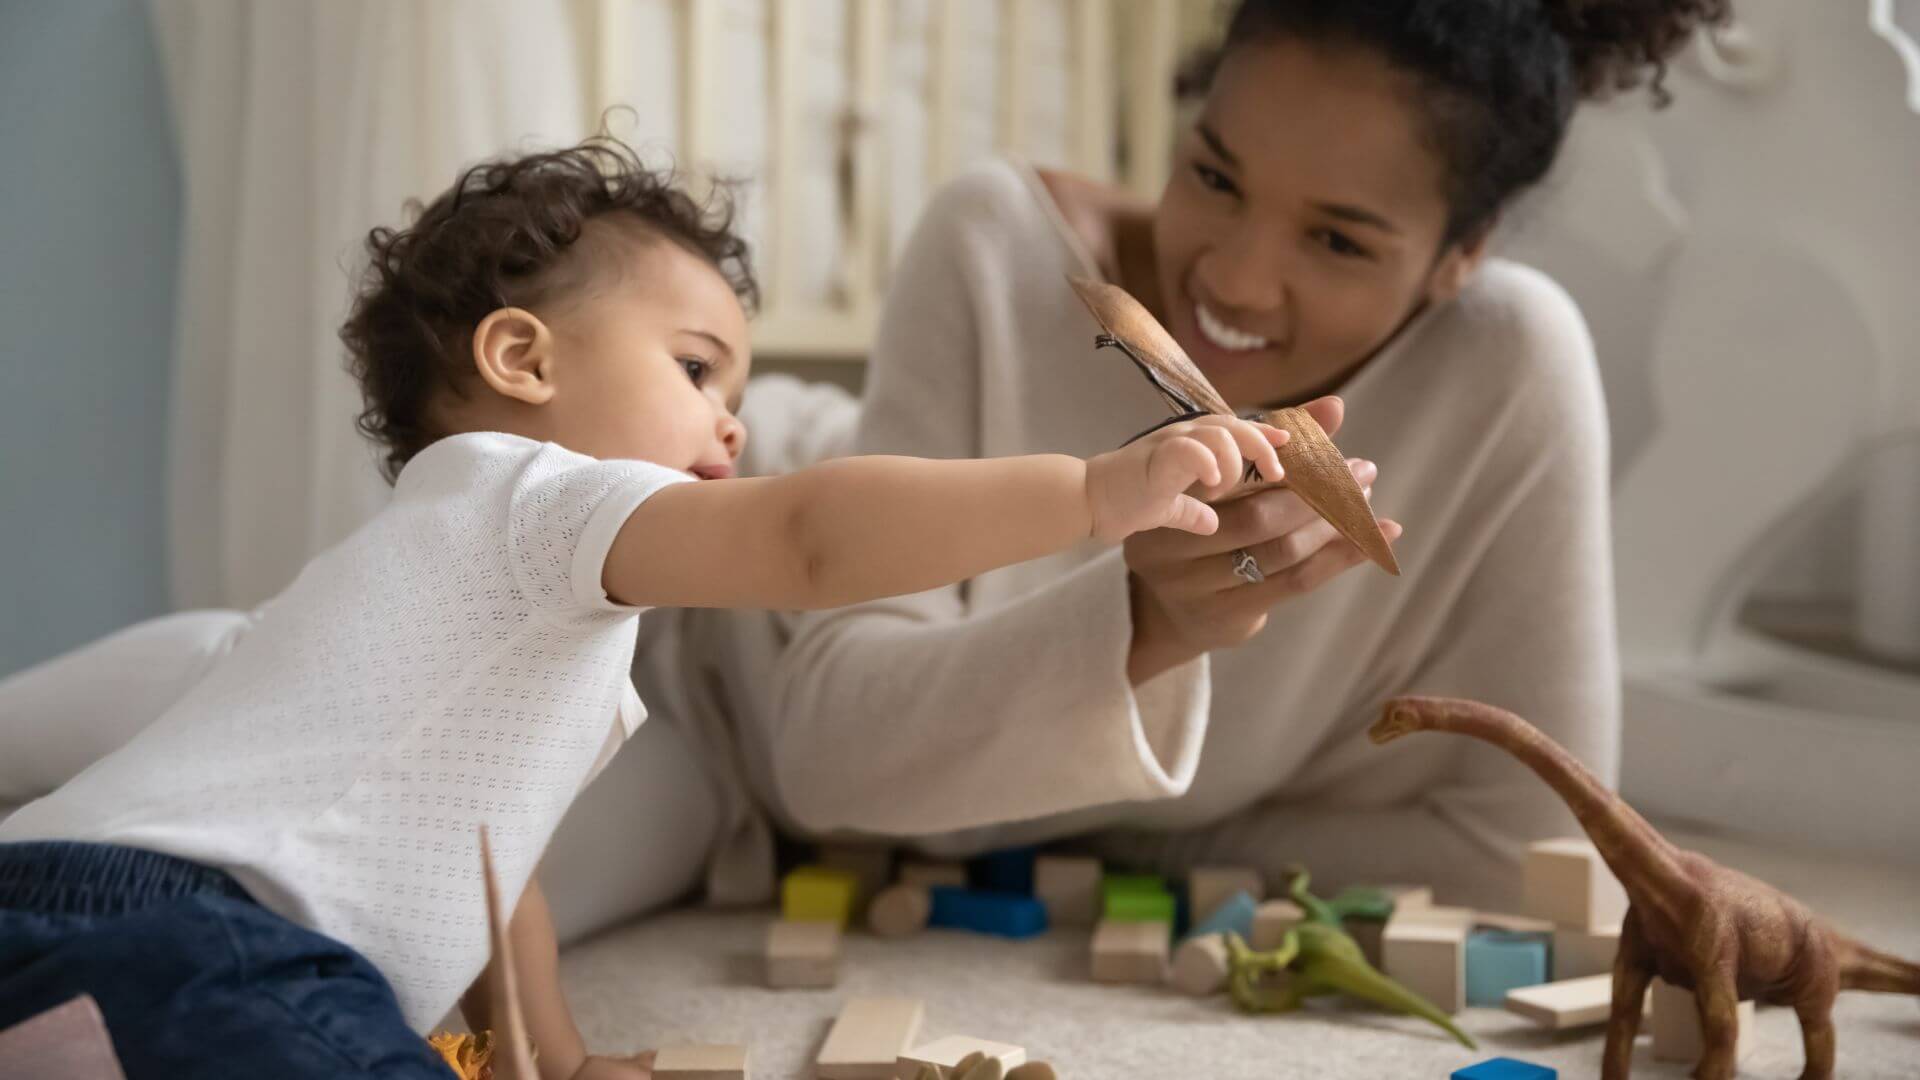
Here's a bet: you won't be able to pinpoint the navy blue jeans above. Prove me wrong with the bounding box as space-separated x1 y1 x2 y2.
0 842 455 1079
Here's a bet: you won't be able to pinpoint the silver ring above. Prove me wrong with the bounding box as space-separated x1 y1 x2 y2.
1231 547 1265 585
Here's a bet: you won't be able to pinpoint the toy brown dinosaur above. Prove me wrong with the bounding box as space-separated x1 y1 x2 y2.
1369 696 1920 1080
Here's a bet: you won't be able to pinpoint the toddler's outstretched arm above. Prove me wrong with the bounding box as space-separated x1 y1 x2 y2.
605 415 1286 610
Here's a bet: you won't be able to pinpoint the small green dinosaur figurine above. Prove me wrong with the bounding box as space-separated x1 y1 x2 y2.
1223 868 1476 1050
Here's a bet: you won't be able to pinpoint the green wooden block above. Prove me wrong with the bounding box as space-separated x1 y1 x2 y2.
1103 879 1176 924
1102 874 1165 897
782 866 859 926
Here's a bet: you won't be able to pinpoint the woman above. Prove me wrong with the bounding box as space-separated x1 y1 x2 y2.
695 0 1729 909
1 0 1728 934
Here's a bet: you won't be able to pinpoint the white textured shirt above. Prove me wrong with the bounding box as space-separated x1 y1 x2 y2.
0 432 690 1030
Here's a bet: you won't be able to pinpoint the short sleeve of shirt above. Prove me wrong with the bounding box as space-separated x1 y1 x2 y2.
507 444 695 617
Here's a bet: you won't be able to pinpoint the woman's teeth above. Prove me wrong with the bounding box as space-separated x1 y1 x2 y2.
1195 302 1270 352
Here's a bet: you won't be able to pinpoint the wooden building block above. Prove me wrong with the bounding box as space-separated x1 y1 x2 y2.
970 846 1038 894
1034 854 1103 926
1250 899 1305 950
867 884 932 939
1188 866 1265 926
767 919 841 988
784 866 861 927
818 844 895 915
654 1043 750 1079
1504 974 1614 1030
1552 923 1621 980
1389 904 1476 930
1379 884 1434 912
897 1036 1026 1078
1473 911 1557 935
1103 888 1175 924
1465 929 1551 1006
1186 889 1258 942
1383 919 1467 1014
898 861 969 889
1345 916 1387 968
1650 978 1754 1065
1170 933 1232 996
927 887 1047 938
0 995 127 1080
1522 839 1628 931
1450 1058 1556 1080
1091 918 1170 984
815 996 925 1079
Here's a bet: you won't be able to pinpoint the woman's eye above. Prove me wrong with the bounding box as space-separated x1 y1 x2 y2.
1315 228 1368 259
1193 162 1239 197
679 357 710 385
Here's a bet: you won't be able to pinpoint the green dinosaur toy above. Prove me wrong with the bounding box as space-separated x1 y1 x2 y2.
1223 868 1476 1050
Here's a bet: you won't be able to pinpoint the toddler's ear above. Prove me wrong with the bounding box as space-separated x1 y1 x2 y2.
472 307 556 406
1427 224 1494 306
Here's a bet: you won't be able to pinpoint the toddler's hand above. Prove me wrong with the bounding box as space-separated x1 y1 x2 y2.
1086 415 1287 543
569 1050 656 1080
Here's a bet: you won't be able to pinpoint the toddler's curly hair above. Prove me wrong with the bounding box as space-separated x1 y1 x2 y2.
339 135 757 482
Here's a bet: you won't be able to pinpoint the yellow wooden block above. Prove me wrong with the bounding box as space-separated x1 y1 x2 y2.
782 865 860 926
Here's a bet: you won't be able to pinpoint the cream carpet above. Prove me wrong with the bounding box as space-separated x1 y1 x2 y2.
559 828 1920 1078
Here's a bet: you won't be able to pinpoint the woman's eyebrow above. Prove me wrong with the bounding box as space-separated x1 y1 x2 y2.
1312 200 1401 235
1197 122 1240 169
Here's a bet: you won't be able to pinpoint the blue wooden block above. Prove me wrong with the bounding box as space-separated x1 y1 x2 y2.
1451 1057 1556 1080
1465 929 1551 1006
1184 889 1257 942
927 886 1048 938
969 846 1038 895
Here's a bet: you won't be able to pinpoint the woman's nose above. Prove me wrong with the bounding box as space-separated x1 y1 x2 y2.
1201 230 1288 314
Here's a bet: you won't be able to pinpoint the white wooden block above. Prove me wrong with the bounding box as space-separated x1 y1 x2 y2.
1554 923 1622 980
1169 933 1231 996
1388 905 1476 931
1382 920 1466 1014
1650 978 1754 1065
1188 866 1265 924
1473 911 1557 935
1523 839 1628 930
1034 855 1102 927
867 884 932 939
767 919 840 989
1382 884 1433 911
1090 918 1169 984
896 1036 1026 1078
1250 899 1304 950
654 1043 750 1079
898 861 968 889
1504 974 1614 1029
815 996 925 1080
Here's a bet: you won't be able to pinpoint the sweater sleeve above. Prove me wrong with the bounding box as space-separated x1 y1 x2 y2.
767 167 1213 835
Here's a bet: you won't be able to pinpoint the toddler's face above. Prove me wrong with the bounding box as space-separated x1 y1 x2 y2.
540 235 751 477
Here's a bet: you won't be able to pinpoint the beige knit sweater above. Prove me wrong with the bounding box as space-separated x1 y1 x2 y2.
658 159 1620 910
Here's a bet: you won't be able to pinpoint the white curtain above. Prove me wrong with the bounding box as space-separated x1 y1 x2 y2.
150 0 593 609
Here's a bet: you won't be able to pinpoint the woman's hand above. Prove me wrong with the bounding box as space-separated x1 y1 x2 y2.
1123 397 1403 684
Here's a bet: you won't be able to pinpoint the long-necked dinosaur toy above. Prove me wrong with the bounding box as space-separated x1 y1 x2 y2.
1372 695 1920 1079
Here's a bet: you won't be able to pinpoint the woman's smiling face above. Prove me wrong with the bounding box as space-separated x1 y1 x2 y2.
1151 35 1484 410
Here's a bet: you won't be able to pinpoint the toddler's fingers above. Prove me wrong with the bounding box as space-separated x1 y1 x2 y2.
1166 494 1220 536
1232 420 1286 483
1152 435 1222 492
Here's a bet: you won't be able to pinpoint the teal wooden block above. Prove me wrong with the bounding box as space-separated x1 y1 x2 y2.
1184 889 1257 942
1465 929 1550 1006
1453 1058 1556 1080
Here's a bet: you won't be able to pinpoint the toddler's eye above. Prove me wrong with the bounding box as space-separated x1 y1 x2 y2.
679 357 711 385
1314 228 1369 259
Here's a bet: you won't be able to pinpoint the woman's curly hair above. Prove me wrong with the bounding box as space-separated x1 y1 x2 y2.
339 135 758 482
1178 0 1731 244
